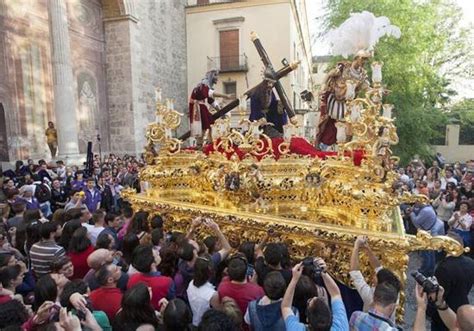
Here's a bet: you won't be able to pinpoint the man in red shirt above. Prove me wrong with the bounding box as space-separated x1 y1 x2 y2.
218 254 265 315
89 263 123 321
127 245 175 310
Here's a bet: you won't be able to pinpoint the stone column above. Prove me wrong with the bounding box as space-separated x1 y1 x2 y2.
48 0 79 157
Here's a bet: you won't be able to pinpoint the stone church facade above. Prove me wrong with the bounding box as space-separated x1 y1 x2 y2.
0 0 187 162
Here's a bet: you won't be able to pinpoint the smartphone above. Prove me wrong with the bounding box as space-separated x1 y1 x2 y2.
77 299 94 320
49 304 61 322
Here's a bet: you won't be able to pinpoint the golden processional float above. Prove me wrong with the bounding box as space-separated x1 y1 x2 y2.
123 14 466 318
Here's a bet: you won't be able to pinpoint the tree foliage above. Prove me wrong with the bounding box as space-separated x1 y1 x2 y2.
320 0 473 163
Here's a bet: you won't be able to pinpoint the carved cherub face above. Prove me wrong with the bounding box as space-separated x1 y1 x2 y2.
190 166 199 175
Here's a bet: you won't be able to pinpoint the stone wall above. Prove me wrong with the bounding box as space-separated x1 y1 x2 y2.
1 0 188 161
132 0 188 146
105 0 188 155
104 19 136 154
0 0 109 161
0 0 54 161
67 0 109 154
433 124 474 163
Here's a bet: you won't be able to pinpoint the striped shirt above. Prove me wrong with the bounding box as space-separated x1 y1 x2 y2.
349 310 399 331
327 93 346 120
30 240 65 278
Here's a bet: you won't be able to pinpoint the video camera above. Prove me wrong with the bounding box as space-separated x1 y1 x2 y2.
302 257 324 282
411 271 439 294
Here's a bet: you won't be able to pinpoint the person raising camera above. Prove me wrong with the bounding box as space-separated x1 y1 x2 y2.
432 189 456 232
281 259 349 331
413 283 474 331
431 232 474 330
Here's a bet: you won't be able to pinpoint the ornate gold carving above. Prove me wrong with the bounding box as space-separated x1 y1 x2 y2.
211 117 274 157
145 90 183 163
135 80 463 257
129 52 465 323
407 230 470 257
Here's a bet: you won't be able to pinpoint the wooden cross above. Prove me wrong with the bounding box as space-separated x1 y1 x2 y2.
247 32 299 125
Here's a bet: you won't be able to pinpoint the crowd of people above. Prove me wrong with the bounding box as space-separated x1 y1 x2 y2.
395 155 474 275
0 153 472 331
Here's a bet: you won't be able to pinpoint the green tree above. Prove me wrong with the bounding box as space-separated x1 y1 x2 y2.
320 0 473 163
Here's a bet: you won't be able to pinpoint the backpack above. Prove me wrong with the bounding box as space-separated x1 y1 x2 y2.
248 299 295 331
35 183 51 203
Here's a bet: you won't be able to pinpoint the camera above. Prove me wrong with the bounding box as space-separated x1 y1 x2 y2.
300 90 314 102
302 257 323 282
411 271 439 294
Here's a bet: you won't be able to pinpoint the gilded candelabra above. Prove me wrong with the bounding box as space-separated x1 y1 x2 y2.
144 88 183 164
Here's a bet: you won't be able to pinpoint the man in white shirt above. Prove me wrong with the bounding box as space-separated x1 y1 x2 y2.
55 160 66 182
83 209 106 246
349 236 401 319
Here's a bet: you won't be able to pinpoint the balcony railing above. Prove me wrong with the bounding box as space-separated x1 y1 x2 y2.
187 0 243 7
208 54 248 73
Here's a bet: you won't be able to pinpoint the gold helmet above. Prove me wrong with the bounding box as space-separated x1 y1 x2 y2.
355 50 372 59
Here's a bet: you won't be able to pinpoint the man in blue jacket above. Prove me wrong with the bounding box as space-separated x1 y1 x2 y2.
410 203 445 276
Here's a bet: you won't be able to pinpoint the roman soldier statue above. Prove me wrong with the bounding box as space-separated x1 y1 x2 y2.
189 70 233 145
316 50 371 147
315 11 401 149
